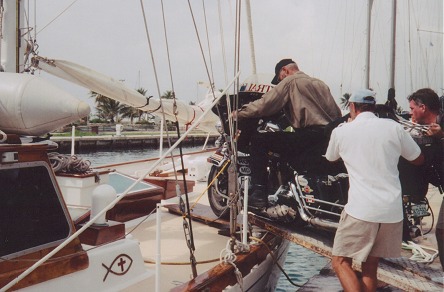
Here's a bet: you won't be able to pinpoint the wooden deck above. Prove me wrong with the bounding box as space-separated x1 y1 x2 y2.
249 186 444 292
250 213 443 291
165 186 443 291
164 203 288 292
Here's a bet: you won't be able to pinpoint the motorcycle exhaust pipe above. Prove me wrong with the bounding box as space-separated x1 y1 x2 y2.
290 183 339 231
307 217 338 230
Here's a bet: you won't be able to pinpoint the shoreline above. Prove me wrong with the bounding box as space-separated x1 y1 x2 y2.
50 133 218 152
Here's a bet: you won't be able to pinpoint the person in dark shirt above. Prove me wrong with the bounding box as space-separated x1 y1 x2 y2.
404 88 443 270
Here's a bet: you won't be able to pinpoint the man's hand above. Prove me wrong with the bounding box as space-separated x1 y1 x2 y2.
426 123 444 138
230 110 238 120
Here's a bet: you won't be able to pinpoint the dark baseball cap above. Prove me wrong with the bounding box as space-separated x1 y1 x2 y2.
271 58 295 85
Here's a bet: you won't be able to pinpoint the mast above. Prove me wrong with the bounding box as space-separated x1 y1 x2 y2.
389 0 397 89
365 0 373 89
245 0 256 74
0 0 25 73
15 0 19 72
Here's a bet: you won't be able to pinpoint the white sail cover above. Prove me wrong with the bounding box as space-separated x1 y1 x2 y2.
34 56 155 108
34 56 275 133
0 72 90 136
34 56 220 133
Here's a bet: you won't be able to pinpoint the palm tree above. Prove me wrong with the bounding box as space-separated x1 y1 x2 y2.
91 91 124 123
120 88 147 124
339 93 351 110
161 90 174 99
120 106 143 124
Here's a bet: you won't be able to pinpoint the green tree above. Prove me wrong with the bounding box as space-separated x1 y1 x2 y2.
120 88 147 124
339 93 351 110
91 91 124 123
161 90 175 99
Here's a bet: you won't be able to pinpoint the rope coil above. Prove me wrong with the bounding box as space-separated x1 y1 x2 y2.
48 152 92 174
402 241 439 263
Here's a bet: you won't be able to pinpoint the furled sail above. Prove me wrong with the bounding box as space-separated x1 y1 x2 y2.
0 72 91 136
33 56 220 133
33 56 276 134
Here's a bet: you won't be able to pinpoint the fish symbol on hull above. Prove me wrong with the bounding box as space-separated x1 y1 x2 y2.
102 254 133 282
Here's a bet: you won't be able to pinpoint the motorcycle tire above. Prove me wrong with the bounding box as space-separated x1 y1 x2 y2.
208 165 230 219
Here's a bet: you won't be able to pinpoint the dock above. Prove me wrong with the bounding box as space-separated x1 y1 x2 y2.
50 133 218 152
249 185 443 291
168 184 443 291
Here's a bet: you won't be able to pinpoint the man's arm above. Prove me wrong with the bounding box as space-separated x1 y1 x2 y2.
409 153 424 166
237 82 289 119
400 124 424 166
325 129 341 162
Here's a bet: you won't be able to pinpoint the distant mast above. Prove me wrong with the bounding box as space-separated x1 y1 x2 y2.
245 0 256 75
389 0 397 89
0 0 26 72
366 0 397 92
365 0 373 89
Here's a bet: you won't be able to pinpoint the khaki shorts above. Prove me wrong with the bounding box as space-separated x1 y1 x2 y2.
332 211 403 263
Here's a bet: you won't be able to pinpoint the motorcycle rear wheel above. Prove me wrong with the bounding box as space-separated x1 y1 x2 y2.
208 165 230 219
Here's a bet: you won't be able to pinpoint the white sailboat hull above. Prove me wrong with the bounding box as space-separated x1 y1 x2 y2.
51 150 289 292
19 238 151 292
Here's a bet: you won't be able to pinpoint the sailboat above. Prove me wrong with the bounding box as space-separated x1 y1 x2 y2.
1 1 442 291
0 1 290 291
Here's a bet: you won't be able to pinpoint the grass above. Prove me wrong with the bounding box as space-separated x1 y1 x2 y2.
51 129 214 137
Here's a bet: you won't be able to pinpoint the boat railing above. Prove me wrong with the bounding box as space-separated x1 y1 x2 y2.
1 71 241 292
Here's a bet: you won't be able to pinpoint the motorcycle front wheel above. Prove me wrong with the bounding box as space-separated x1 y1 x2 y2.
207 165 230 219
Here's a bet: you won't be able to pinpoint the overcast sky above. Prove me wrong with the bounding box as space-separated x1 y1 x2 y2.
26 0 443 112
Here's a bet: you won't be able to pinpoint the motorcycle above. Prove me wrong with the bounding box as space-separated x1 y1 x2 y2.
206 91 436 238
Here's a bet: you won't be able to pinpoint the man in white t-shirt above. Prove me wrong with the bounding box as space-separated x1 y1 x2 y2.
325 89 424 291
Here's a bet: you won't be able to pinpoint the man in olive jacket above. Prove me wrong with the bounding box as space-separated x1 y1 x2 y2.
235 58 341 208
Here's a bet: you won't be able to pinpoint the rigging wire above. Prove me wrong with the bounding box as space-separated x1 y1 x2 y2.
157 0 181 181
160 0 176 95
187 0 217 100
230 0 242 159
22 1 38 72
188 0 240 253
186 0 225 152
32 0 36 42
36 0 79 35
217 0 228 85
139 0 198 278
139 0 177 176
202 0 215 85
0 0 4 66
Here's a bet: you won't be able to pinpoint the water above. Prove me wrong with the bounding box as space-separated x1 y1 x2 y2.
67 147 329 290
62 145 205 167
276 244 329 291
